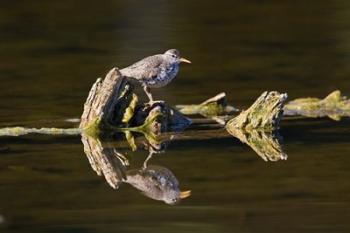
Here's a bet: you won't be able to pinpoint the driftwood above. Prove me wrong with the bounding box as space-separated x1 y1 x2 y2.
225 91 287 161
0 69 287 141
176 90 350 122
79 67 191 137
284 90 350 121
0 127 81 137
80 68 127 129
3 64 350 206
2 65 350 168
176 92 238 117
226 91 287 131
131 102 192 133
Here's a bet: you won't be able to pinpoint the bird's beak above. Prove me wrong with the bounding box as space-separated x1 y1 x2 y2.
180 190 191 199
180 57 191 64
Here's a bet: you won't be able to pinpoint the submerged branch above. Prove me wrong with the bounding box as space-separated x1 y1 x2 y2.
0 127 81 137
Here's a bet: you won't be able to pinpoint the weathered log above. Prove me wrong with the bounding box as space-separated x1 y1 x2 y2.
226 91 287 131
284 90 350 121
176 92 238 117
79 68 128 131
79 67 191 137
0 127 81 137
132 102 191 132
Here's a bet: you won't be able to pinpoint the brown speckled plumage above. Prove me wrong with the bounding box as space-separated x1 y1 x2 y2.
120 49 191 102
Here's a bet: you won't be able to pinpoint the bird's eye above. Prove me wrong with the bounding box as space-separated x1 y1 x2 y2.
171 54 176 58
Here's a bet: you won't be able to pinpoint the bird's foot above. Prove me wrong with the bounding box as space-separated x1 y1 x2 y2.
147 100 156 106
146 99 164 106
143 100 165 111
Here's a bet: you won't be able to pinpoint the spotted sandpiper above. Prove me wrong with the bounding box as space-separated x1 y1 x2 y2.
120 49 191 103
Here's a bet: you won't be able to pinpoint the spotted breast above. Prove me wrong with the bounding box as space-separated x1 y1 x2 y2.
145 64 180 88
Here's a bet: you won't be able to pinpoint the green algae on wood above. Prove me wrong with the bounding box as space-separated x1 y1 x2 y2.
125 103 185 148
132 101 192 133
226 91 287 131
176 92 238 117
0 127 81 137
79 67 191 138
122 93 138 125
284 90 350 121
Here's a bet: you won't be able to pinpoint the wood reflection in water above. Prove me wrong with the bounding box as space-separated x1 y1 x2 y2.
81 134 191 204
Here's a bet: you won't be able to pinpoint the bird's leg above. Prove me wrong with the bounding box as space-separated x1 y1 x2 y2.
143 85 154 104
142 150 154 170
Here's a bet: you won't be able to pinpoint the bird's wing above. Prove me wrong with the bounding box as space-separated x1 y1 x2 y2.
121 55 163 81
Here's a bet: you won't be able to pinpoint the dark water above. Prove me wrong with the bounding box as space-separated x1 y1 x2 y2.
1 1 350 232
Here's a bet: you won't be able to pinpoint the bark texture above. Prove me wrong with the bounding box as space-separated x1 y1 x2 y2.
176 92 238 117
80 68 127 129
226 91 287 131
284 90 350 121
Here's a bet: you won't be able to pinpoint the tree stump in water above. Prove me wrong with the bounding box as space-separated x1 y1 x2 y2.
79 68 127 129
79 67 191 137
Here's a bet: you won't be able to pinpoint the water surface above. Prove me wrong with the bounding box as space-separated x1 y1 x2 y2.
1 1 350 232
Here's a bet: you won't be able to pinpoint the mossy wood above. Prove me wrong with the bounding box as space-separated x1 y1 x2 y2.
284 90 350 121
176 92 238 117
226 91 287 131
79 67 191 137
0 127 81 137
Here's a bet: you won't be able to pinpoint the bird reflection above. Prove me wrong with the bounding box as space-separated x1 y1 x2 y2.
81 133 191 204
126 164 191 205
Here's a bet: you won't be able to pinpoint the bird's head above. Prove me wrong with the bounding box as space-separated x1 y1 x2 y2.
163 189 192 205
164 49 191 64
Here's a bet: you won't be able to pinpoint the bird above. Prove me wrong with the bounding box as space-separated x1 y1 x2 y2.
120 49 191 103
